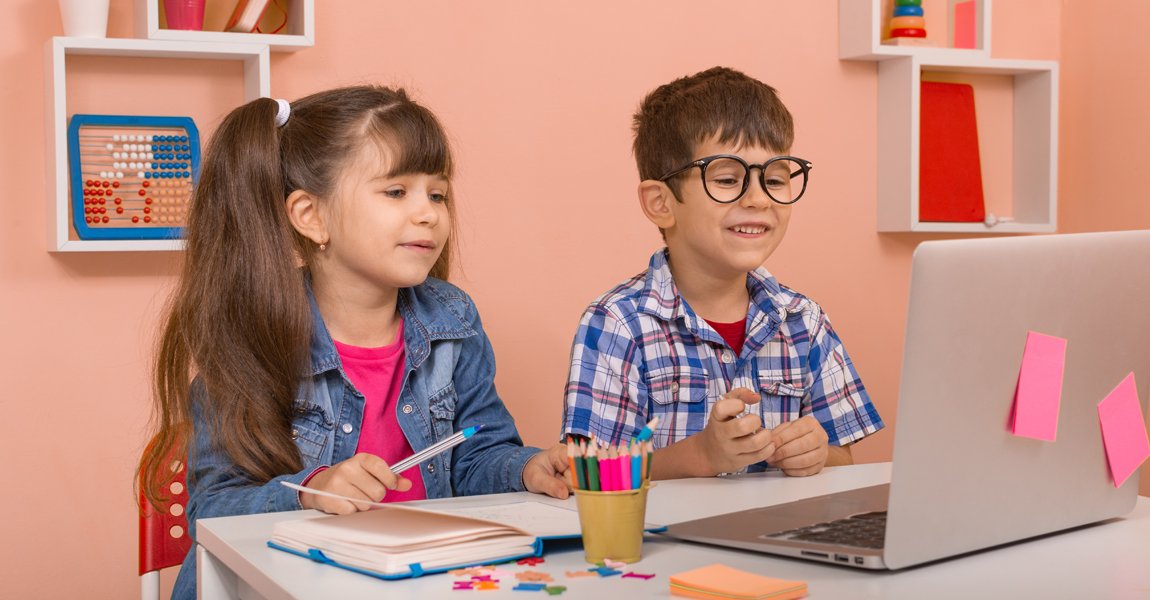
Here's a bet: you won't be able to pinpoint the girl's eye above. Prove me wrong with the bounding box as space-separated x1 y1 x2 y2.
429 192 449 203
765 177 788 189
384 188 406 199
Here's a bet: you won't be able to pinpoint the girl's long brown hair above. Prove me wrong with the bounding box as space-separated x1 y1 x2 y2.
138 86 456 506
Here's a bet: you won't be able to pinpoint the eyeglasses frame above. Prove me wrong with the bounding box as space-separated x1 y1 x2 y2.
657 154 814 205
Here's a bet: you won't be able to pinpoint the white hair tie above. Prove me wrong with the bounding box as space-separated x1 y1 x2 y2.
274 98 291 128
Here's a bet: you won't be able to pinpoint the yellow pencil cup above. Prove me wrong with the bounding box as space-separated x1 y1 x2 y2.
573 484 649 564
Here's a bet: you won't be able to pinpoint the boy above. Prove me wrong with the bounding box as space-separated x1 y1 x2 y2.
562 67 884 478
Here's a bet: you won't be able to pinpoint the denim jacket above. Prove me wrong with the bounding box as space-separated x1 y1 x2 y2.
172 277 540 599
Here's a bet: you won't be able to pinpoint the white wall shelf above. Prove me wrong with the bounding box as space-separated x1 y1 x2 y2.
45 37 270 252
135 0 314 52
840 0 991 61
840 0 1060 234
877 55 1058 233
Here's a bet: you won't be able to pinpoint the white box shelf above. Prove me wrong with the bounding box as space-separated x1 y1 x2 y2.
876 55 1058 233
45 37 270 252
840 0 1060 233
840 0 991 61
135 0 314 52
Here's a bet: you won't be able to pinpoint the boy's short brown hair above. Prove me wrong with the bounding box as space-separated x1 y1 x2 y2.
632 66 795 185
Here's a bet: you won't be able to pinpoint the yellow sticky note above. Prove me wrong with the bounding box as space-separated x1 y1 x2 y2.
669 563 807 600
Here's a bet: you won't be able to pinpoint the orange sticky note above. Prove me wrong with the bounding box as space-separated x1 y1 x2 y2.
669 564 807 600
1010 331 1067 441
1097 373 1150 488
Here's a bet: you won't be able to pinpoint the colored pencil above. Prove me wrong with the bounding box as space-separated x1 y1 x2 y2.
606 445 618 491
573 441 587 490
583 439 600 491
619 443 632 491
566 439 579 489
640 440 649 483
635 416 660 443
631 442 642 489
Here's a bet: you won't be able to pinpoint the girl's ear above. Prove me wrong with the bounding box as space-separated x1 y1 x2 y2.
285 189 328 245
638 180 677 230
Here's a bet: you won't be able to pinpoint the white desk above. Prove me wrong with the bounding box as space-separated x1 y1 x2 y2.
195 463 1150 599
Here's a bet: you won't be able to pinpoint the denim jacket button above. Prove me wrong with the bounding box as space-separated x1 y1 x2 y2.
290 428 299 440
402 404 413 414
341 423 353 434
427 463 435 473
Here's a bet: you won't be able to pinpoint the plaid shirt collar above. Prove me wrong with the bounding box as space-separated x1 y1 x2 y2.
636 249 809 348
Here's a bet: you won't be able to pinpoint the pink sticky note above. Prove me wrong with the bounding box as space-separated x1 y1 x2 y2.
1010 331 1067 441
1098 373 1150 488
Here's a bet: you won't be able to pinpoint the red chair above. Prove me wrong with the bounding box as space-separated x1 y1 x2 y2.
139 456 192 600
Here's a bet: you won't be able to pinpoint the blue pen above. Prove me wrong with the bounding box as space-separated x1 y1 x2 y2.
389 424 485 474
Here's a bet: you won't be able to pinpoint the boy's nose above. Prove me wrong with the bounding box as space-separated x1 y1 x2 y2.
739 174 773 209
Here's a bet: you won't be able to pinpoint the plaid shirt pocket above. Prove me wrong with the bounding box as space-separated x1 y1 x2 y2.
757 374 806 429
645 366 709 447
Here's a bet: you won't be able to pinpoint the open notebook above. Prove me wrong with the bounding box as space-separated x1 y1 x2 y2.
268 498 662 579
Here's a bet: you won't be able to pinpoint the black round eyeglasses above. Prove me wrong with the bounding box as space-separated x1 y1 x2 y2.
658 154 813 205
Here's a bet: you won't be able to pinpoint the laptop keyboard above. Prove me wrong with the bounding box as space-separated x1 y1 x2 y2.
765 511 887 549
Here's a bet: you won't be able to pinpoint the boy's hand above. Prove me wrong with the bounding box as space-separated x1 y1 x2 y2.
697 387 776 475
523 444 571 499
300 453 411 514
766 415 830 477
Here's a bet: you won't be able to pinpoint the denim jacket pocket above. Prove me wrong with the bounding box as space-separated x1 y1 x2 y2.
291 400 332 464
427 382 458 439
756 374 806 428
646 366 709 406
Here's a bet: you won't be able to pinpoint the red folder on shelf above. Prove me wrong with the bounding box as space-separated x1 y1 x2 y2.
919 81 985 222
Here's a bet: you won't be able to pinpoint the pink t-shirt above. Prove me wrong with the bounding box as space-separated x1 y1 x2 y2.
333 320 427 502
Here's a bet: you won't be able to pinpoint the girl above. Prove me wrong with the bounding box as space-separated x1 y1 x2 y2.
137 86 570 599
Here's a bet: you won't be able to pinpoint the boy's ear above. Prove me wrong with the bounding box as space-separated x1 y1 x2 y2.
638 179 677 229
285 189 328 245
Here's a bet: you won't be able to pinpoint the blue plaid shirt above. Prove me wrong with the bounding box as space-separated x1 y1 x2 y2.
562 250 884 471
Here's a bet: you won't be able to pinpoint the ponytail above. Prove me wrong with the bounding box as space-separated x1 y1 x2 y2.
140 98 310 506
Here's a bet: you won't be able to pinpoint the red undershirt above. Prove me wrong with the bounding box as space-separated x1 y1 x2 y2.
332 320 427 502
704 317 748 357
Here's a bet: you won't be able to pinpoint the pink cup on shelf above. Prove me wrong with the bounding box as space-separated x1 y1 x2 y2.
164 0 205 30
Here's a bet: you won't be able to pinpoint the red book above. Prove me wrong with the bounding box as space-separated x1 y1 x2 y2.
919 81 986 222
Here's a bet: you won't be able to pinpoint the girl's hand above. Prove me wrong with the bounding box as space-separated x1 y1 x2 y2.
301 453 412 514
522 444 571 499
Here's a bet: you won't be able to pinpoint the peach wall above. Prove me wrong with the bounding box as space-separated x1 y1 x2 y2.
5 1 1141 598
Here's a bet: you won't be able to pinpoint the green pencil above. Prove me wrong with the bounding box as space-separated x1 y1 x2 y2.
583 439 601 491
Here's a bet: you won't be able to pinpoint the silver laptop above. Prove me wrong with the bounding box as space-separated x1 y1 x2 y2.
663 231 1150 569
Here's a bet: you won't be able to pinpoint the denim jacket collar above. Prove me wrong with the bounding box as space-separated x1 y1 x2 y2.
304 277 477 377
